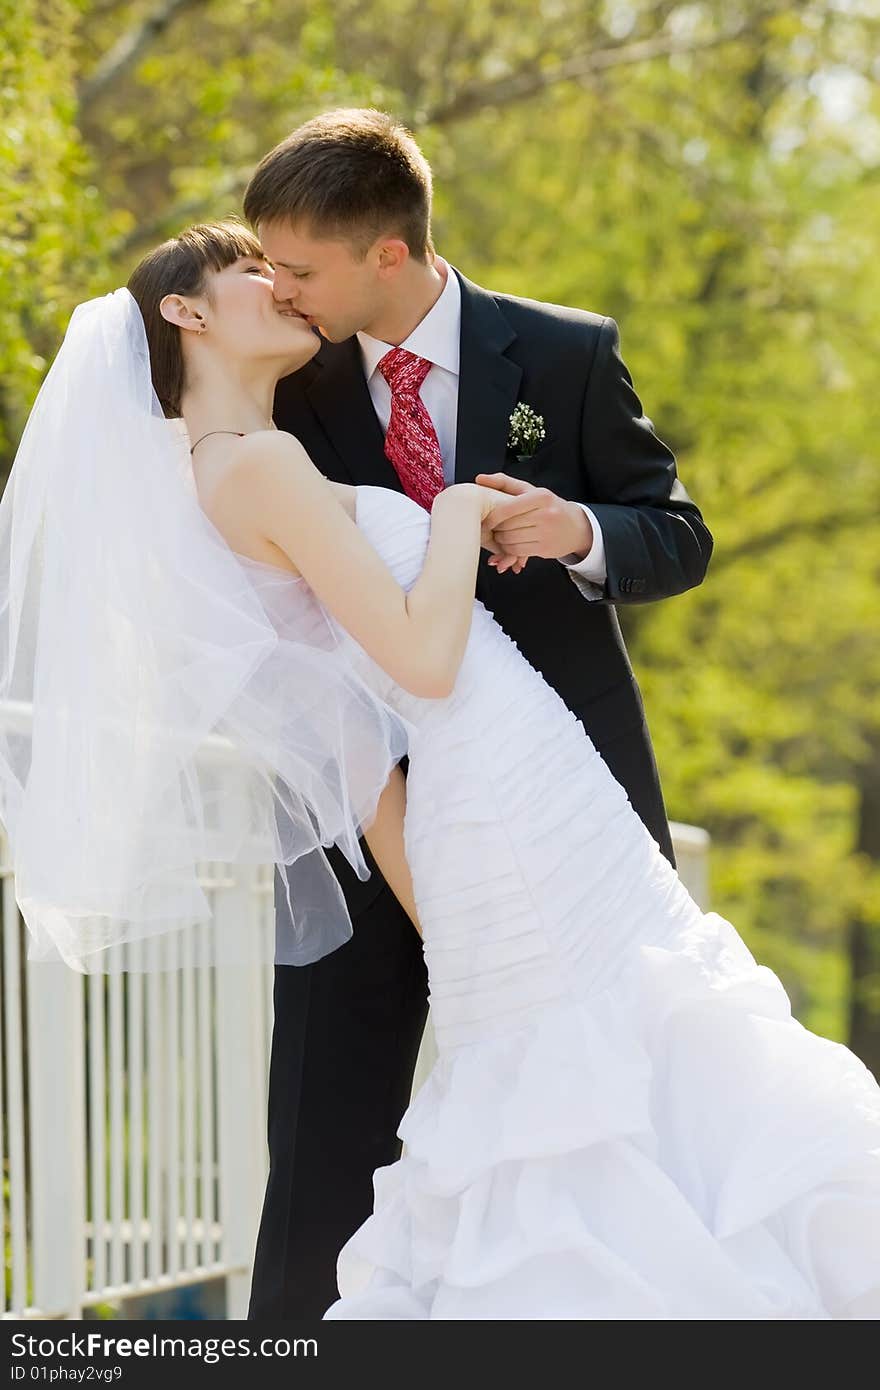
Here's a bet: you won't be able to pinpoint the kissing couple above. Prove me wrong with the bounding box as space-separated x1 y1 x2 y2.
0 109 877 1319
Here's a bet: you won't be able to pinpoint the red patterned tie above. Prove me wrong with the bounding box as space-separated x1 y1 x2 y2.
377 348 446 510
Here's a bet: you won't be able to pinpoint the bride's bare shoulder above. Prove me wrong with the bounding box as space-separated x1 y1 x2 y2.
196 432 356 572
224 431 356 518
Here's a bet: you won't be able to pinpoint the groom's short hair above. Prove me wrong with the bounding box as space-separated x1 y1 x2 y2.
243 109 434 261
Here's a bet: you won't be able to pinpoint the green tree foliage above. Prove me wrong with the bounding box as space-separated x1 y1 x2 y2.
2 0 879 1060
0 0 111 458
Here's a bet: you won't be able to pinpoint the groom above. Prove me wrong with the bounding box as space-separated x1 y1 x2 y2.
243 108 713 1319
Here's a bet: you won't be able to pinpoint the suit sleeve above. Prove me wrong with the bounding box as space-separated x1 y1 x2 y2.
580 317 713 604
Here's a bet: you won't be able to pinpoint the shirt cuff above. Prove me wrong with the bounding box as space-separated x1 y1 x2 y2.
559 505 606 584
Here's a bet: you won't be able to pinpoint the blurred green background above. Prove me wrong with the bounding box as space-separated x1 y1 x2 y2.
2 0 879 1067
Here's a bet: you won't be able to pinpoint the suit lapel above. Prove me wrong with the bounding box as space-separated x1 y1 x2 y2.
304 338 402 491
453 272 522 484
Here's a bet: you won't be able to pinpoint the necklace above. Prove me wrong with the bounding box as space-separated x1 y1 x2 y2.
190 422 276 455
189 429 245 454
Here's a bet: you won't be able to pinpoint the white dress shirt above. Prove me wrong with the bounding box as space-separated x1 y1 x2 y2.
356 259 607 597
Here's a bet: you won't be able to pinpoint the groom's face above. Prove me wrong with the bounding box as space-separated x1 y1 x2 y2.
259 221 386 344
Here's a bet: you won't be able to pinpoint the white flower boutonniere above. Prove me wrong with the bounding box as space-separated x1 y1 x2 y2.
507 402 546 460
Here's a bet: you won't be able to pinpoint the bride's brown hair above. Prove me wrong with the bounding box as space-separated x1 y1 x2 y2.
127 220 266 418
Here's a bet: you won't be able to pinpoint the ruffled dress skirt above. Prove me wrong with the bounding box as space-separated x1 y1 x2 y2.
323 487 880 1320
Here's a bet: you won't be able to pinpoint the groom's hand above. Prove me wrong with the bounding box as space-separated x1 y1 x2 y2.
475 473 593 572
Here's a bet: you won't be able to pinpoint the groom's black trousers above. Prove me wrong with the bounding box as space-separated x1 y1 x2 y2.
247 713 674 1321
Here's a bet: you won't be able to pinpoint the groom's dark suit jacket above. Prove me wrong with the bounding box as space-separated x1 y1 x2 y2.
249 270 713 1320
274 270 712 894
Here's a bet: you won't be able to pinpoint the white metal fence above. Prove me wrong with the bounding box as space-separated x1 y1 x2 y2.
0 851 275 1319
1 728 709 1320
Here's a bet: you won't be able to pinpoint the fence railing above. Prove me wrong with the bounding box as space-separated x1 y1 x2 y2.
0 700 709 1320
1 852 275 1320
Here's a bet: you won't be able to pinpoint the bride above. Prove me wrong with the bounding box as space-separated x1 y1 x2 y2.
1 221 877 1320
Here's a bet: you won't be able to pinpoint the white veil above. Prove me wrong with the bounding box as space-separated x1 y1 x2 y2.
0 288 411 971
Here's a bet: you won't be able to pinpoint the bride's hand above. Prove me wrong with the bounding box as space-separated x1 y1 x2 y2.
474 484 528 575
436 484 529 575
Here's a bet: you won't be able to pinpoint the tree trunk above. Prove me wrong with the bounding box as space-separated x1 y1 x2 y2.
848 748 880 1078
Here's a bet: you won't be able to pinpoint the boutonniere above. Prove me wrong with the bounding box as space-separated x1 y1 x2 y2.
507 402 546 460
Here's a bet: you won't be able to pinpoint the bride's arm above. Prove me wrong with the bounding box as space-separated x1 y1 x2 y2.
363 765 421 936
225 431 491 697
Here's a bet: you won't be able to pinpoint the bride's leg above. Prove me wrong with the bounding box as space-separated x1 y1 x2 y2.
364 764 422 937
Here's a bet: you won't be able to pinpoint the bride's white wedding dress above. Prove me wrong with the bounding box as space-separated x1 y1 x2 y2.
309 486 880 1319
